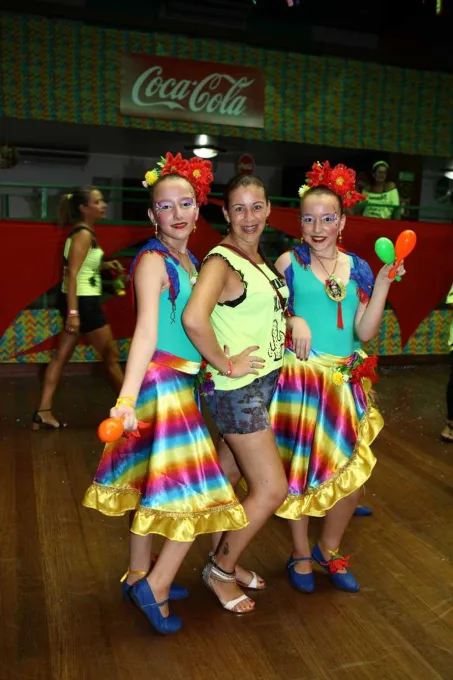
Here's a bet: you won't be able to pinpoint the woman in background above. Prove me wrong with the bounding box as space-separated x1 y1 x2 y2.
32 187 123 430
441 283 453 442
360 161 400 220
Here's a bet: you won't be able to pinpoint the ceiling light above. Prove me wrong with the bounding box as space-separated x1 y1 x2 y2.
189 134 225 159
194 147 218 159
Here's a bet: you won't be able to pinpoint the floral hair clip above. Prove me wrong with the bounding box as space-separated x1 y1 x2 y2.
142 151 214 206
298 161 365 210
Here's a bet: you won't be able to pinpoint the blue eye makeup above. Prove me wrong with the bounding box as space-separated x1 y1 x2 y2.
301 213 338 224
155 197 196 213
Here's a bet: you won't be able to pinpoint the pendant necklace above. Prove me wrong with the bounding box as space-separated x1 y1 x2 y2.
157 236 198 286
310 248 346 329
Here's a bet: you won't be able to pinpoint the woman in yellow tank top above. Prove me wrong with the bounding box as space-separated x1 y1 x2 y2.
359 161 401 220
32 186 124 429
183 174 293 614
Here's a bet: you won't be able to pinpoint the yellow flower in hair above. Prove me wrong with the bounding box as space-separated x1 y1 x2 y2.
298 184 310 198
332 371 345 387
192 169 201 178
144 169 159 186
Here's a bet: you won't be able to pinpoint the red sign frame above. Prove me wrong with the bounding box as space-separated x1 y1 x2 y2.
120 54 265 129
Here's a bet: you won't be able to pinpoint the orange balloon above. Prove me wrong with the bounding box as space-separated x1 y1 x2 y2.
395 229 417 260
98 417 124 443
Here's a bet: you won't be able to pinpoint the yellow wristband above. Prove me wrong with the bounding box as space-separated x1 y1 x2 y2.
116 396 137 408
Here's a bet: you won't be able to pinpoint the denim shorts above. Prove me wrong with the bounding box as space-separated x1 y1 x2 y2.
204 369 280 435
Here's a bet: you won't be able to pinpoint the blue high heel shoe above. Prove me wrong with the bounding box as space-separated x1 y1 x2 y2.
286 556 315 593
121 569 189 601
354 505 373 517
312 544 360 593
130 579 182 635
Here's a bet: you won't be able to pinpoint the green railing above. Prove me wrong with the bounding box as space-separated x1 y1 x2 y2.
1 181 453 222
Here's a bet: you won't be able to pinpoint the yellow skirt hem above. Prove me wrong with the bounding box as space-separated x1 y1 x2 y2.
275 404 383 519
83 483 248 541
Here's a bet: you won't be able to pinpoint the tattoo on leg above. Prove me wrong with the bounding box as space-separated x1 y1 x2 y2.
222 542 230 556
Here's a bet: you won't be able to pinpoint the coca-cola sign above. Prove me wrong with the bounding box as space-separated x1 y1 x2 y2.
120 54 265 129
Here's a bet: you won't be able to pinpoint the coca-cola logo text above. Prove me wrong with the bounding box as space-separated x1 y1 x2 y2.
132 66 254 117
121 55 265 129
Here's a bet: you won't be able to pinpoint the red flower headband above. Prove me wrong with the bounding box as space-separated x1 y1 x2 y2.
298 161 365 210
143 152 214 206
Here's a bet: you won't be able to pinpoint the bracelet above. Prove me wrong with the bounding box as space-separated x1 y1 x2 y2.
219 358 233 378
68 309 79 316
116 396 137 408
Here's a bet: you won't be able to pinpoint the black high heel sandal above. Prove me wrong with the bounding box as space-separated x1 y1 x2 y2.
31 409 67 431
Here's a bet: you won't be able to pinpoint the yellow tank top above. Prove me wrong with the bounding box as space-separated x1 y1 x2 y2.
363 187 400 219
61 227 104 296
205 246 289 391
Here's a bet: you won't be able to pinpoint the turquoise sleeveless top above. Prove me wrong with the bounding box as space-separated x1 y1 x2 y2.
130 238 200 365
156 261 201 363
289 251 361 357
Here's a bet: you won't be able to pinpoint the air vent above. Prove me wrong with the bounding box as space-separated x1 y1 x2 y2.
159 0 252 30
18 147 89 166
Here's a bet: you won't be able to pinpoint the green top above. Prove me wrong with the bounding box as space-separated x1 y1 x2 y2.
289 251 361 357
205 246 289 391
362 187 400 220
156 260 201 364
61 228 103 296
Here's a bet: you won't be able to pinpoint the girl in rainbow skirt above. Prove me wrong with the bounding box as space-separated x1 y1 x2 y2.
269 161 405 594
83 153 247 634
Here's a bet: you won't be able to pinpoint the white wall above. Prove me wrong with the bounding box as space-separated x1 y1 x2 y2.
419 157 453 223
0 153 282 222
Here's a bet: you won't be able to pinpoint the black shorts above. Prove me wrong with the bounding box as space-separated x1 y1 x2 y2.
58 293 107 334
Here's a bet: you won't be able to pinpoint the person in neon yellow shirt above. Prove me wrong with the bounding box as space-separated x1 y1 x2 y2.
359 161 401 220
32 187 124 430
183 173 291 614
441 284 453 442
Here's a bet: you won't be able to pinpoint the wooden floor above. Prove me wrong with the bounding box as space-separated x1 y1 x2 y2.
1 365 453 680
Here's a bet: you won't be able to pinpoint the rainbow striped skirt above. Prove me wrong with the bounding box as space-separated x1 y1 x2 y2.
269 348 383 519
83 350 247 541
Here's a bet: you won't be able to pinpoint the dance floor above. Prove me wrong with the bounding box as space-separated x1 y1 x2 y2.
1 364 452 680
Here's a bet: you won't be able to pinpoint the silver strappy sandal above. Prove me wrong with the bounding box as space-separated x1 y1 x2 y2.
202 556 255 614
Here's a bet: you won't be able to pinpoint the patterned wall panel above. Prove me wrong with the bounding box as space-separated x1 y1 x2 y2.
1 14 452 156
0 309 449 364
0 310 130 363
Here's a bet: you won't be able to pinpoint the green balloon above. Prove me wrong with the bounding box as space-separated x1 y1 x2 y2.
375 237 395 265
